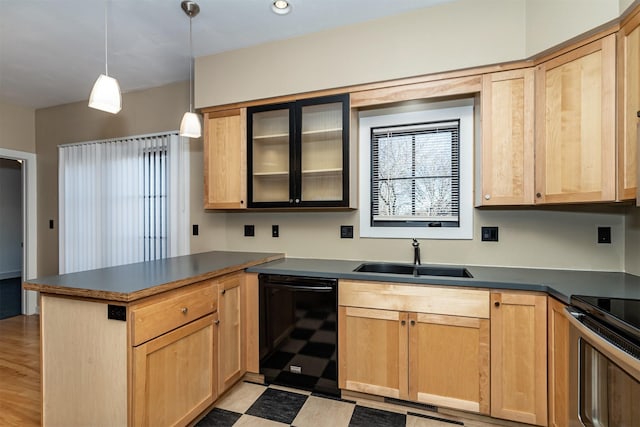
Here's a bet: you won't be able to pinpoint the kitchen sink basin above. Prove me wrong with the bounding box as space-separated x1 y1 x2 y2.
354 262 473 278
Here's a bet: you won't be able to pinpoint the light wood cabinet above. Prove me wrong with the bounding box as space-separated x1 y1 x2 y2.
338 280 490 414
132 314 217 427
339 306 408 399
479 69 535 206
547 297 569 427
38 276 224 427
618 11 640 201
204 108 247 209
491 291 548 426
534 34 616 204
217 272 246 394
410 312 490 414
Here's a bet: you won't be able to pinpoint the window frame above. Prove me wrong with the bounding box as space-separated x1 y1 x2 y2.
358 100 474 239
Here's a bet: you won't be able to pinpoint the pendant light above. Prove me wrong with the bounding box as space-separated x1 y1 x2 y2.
89 0 122 114
179 1 202 138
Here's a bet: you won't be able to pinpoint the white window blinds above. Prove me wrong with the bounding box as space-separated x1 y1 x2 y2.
59 132 189 274
371 120 460 226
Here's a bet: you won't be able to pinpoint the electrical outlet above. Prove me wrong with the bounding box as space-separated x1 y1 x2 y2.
598 227 611 244
272 225 279 238
192 224 199 236
481 226 499 242
244 225 255 237
49 219 54 229
340 225 354 239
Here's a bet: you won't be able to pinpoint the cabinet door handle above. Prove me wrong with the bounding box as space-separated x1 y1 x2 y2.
401 320 406 326
484 194 491 200
181 307 188 314
221 289 226 295
536 192 542 198
494 301 501 308
215 319 220 325
295 198 300 203
410 320 416 326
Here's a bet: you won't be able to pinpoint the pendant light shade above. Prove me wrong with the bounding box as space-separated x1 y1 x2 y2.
89 74 122 114
180 112 202 138
179 1 202 138
89 1 121 114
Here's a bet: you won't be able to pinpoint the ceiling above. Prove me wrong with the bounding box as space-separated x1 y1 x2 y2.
0 0 455 110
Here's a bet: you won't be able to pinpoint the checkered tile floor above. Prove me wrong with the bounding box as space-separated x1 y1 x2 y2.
196 381 474 427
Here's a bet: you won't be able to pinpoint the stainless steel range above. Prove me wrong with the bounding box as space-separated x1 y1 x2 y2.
566 295 640 426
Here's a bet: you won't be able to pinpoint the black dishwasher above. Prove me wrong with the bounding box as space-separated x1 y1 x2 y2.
259 274 339 396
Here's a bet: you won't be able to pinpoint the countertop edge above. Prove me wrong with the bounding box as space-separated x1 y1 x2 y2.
23 253 284 303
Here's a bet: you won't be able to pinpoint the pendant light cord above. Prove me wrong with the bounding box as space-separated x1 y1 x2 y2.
104 1 109 77
189 15 194 113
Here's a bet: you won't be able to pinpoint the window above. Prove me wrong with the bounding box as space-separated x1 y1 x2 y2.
59 132 190 274
359 100 473 239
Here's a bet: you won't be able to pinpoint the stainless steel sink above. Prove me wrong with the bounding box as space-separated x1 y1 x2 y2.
354 262 473 278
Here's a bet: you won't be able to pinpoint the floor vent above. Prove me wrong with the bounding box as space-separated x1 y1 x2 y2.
382 398 465 426
384 397 437 412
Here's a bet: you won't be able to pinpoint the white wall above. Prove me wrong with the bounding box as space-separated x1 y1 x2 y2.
626 207 640 275
0 159 22 278
0 101 35 153
525 0 619 56
195 0 527 108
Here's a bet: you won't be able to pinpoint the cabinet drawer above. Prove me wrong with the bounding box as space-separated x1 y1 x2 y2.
339 280 489 319
131 280 217 346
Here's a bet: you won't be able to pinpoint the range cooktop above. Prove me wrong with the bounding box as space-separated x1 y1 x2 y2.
571 295 640 342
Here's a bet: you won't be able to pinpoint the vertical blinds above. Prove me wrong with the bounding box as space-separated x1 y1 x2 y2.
59 132 189 274
371 120 460 225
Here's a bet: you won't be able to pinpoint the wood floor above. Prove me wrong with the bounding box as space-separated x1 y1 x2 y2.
0 315 40 426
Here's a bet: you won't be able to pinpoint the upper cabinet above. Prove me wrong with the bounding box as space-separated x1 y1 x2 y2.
534 34 617 204
247 94 351 208
479 69 535 206
618 11 640 201
204 109 247 209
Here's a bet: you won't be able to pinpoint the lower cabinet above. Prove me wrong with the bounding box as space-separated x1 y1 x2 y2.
37 270 255 427
338 280 490 414
132 314 218 427
547 297 569 427
490 291 548 426
217 272 246 394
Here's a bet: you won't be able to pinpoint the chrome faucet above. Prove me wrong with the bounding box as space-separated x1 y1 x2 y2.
412 238 421 266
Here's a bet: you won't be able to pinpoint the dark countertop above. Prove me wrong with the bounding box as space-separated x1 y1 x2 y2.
24 251 284 302
246 258 640 304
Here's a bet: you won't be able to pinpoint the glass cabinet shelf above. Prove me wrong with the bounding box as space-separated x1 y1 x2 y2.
252 133 289 141
301 168 343 175
253 171 289 176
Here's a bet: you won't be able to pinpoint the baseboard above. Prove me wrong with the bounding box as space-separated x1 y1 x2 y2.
0 271 21 280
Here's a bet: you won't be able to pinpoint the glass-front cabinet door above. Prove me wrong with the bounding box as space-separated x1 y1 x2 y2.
248 104 293 204
298 98 346 204
247 94 349 208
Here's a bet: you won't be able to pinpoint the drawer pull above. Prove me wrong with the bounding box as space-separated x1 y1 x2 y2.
181 307 188 314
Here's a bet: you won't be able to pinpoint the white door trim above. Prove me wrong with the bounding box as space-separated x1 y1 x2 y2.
0 148 38 315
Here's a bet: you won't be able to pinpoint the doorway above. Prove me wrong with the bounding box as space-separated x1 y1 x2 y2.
0 158 23 318
0 148 37 315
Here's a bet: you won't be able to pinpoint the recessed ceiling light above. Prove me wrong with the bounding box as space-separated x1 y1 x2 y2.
272 0 291 15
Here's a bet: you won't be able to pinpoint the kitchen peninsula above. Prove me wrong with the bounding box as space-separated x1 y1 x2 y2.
23 250 282 427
